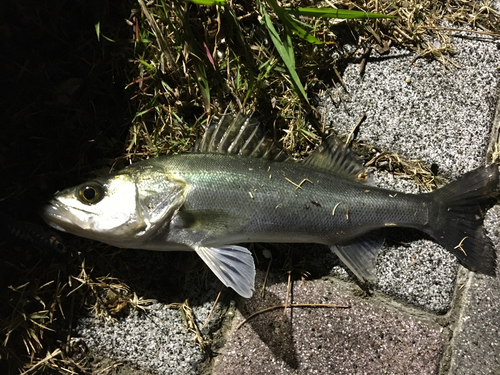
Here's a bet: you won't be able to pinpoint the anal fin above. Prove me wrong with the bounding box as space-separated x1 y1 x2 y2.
195 245 256 298
330 235 384 283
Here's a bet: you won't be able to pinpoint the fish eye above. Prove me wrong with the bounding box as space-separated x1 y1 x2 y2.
77 182 105 204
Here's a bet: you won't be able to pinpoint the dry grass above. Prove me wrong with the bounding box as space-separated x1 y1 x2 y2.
347 138 447 191
166 300 210 352
0 244 154 374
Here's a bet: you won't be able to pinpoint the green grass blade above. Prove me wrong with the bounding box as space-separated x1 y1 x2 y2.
187 0 226 5
193 63 210 111
284 28 294 67
94 21 100 41
139 0 177 70
138 59 155 71
266 0 322 45
174 3 211 111
225 6 256 103
258 0 308 103
286 8 394 19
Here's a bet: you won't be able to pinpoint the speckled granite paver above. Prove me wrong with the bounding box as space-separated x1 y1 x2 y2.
213 271 445 375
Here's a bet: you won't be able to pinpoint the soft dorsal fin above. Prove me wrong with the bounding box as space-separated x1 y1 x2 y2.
195 112 289 161
302 136 368 182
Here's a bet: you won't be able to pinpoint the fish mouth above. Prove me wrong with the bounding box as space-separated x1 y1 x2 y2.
40 199 78 233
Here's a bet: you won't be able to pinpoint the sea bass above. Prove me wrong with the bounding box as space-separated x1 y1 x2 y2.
41 113 499 297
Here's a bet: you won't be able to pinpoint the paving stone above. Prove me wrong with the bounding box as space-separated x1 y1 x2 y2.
447 206 500 375
213 271 445 375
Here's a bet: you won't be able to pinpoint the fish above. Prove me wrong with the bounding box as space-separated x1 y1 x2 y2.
41 113 499 298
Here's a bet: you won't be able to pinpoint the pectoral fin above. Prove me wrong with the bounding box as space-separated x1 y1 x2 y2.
330 235 384 282
195 245 256 298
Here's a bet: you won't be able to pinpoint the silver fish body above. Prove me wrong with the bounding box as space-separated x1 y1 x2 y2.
143 153 430 247
42 114 499 297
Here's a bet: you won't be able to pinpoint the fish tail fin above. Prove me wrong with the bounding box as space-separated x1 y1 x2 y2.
426 164 498 275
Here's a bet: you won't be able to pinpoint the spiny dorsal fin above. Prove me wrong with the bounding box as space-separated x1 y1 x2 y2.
302 136 368 182
195 112 289 161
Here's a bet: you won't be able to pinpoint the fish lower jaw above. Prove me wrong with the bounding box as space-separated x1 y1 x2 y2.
41 208 73 232
46 221 68 233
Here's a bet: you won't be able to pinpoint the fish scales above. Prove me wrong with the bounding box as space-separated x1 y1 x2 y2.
148 153 431 246
41 113 499 297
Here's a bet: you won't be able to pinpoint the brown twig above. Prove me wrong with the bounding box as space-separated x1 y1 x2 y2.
237 303 350 330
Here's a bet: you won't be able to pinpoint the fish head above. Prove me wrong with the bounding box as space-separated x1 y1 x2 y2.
41 167 187 247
